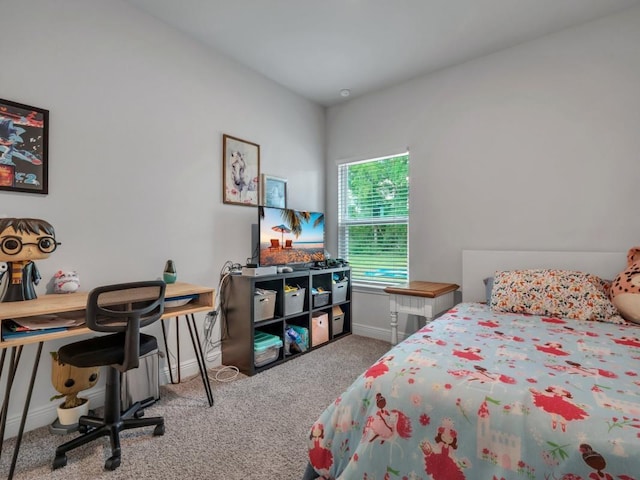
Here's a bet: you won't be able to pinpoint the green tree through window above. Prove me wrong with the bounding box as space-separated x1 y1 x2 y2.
338 153 409 285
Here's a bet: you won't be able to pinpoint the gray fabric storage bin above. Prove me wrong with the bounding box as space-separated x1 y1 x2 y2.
313 292 330 308
121 349 160 409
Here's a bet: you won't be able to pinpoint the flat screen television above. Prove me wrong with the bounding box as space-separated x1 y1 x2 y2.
258 206 325 267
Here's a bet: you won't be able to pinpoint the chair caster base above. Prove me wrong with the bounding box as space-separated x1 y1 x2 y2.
105 455 121 470
153 423 165 436
53 454 67 470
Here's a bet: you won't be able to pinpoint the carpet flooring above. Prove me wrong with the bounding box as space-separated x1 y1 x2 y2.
1 334 390 480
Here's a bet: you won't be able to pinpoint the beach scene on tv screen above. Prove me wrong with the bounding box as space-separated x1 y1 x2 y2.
259 208 324 266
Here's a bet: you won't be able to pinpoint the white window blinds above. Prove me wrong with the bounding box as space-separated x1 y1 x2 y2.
338 153 409 286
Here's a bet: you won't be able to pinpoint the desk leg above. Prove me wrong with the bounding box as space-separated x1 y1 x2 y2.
185 314 214 407
161 319 181 384
1 346 23 465
0 342 43 480
160 315 213 407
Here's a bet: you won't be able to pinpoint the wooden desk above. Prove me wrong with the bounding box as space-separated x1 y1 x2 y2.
0 282 215 479
384 281 458 345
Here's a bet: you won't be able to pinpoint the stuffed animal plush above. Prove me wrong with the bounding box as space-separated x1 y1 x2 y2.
610 247 640 324
53 270 80 294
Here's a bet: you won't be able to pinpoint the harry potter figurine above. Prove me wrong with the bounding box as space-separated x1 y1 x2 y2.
0 218 60 302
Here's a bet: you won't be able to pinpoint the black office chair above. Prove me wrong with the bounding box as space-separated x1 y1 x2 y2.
53 281 166 471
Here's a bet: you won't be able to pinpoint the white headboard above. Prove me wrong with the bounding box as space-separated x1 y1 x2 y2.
462 250 626 302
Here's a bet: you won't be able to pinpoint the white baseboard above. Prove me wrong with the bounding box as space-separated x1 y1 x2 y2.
2 349 221 441
351 322 398 343
2 388 106 442
160 358 201 384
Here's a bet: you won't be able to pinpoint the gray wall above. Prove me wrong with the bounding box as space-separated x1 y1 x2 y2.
0 0 325 438
326 6 640 341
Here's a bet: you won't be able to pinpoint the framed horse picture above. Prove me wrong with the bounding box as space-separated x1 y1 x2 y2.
222 134 260 206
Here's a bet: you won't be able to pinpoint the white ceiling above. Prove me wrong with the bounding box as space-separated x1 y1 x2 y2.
125 0 640 107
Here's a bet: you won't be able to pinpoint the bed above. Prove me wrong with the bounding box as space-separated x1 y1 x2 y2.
303 250 640 480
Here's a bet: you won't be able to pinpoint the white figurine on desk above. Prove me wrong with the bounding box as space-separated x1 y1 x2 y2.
53 270 80 294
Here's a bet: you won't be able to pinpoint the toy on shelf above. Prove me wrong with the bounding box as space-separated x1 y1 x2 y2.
163 259 177 284
0 217 60 302
53 270 80 294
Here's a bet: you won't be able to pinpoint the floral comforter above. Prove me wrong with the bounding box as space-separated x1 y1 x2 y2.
307 302 640 480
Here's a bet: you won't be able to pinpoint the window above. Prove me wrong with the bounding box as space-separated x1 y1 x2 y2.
338 152 409 286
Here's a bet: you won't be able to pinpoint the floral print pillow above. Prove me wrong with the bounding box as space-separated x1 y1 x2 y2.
490 269 625 324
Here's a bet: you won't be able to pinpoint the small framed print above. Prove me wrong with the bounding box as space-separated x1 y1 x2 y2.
261 174 287 208
0 98 49 194
222 134 260 206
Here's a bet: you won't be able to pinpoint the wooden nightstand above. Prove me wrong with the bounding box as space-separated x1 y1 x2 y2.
384 281 459 344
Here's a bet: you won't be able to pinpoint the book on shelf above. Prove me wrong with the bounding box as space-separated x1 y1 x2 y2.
1 313 85 340
1 321 68 340
11 313 85 330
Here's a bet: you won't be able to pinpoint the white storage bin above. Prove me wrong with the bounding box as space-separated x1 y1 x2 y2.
332 280 349 303
284 287 306 315
254 289 276 322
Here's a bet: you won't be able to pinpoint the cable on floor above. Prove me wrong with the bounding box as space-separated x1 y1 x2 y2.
162 260 242 383
209 365 240 383
202 260 241 382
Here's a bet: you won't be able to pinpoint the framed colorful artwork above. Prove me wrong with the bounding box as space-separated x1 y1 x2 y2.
0 98 49 194
261 174 287 208
222 134 260 206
